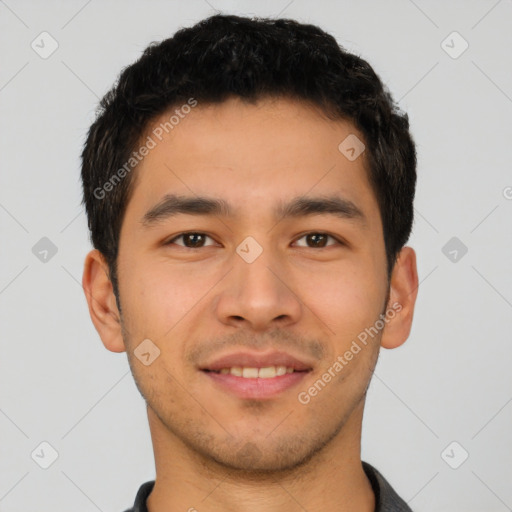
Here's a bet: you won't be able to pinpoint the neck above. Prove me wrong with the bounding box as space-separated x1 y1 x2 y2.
146 399 375 512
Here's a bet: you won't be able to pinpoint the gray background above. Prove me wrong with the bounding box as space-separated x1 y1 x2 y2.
1 0 511 511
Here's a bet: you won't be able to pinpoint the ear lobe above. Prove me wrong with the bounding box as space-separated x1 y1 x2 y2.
82 249 126 353
380 246 419 350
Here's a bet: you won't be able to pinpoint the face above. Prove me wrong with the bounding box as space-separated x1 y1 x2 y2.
90 96 402 473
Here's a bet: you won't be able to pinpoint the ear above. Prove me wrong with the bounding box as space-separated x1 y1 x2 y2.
82 249 126 353
380 246 418 349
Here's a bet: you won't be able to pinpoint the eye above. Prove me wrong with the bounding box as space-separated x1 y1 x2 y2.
293 232 341 248
164 231 343 250
165 232 217 248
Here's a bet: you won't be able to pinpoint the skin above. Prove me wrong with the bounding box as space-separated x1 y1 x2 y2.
83 96 418 512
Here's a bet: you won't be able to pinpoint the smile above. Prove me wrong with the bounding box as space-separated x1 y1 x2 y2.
201 367 311 400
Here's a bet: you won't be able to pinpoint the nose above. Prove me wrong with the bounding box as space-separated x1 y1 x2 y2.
214 243 303 332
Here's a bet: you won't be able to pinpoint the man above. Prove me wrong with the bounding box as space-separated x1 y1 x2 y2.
81 13 418 512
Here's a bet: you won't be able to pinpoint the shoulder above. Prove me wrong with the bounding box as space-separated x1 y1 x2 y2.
362 461 413 512
122 480 155 512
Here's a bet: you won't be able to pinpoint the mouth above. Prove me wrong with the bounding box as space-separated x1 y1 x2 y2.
199 351 313 400
203 365 307 378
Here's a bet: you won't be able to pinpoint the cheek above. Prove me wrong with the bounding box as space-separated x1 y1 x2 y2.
299 262 386 341
122 260 217 339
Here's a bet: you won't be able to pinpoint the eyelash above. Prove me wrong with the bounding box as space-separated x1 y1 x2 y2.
164 231 344 249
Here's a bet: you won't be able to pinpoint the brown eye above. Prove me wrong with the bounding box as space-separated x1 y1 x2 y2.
166 232 215 248
294 232 339 248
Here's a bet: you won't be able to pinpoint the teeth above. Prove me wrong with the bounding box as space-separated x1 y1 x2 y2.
242 367 259 378
276 366 288 376
230 366 243 377
214 366 297 378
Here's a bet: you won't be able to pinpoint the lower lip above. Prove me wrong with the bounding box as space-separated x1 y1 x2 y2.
202 370 311 400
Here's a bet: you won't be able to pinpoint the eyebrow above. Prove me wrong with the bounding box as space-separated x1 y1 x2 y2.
140 193 366 228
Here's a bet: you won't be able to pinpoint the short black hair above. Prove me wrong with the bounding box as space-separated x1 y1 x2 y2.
81 14 416 312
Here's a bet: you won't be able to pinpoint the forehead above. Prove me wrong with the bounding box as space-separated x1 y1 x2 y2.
123 96 380 229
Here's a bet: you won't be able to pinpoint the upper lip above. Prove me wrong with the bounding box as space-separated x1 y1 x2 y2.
200 350 314 372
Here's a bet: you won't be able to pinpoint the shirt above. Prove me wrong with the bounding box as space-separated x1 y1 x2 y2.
123 460 412 512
